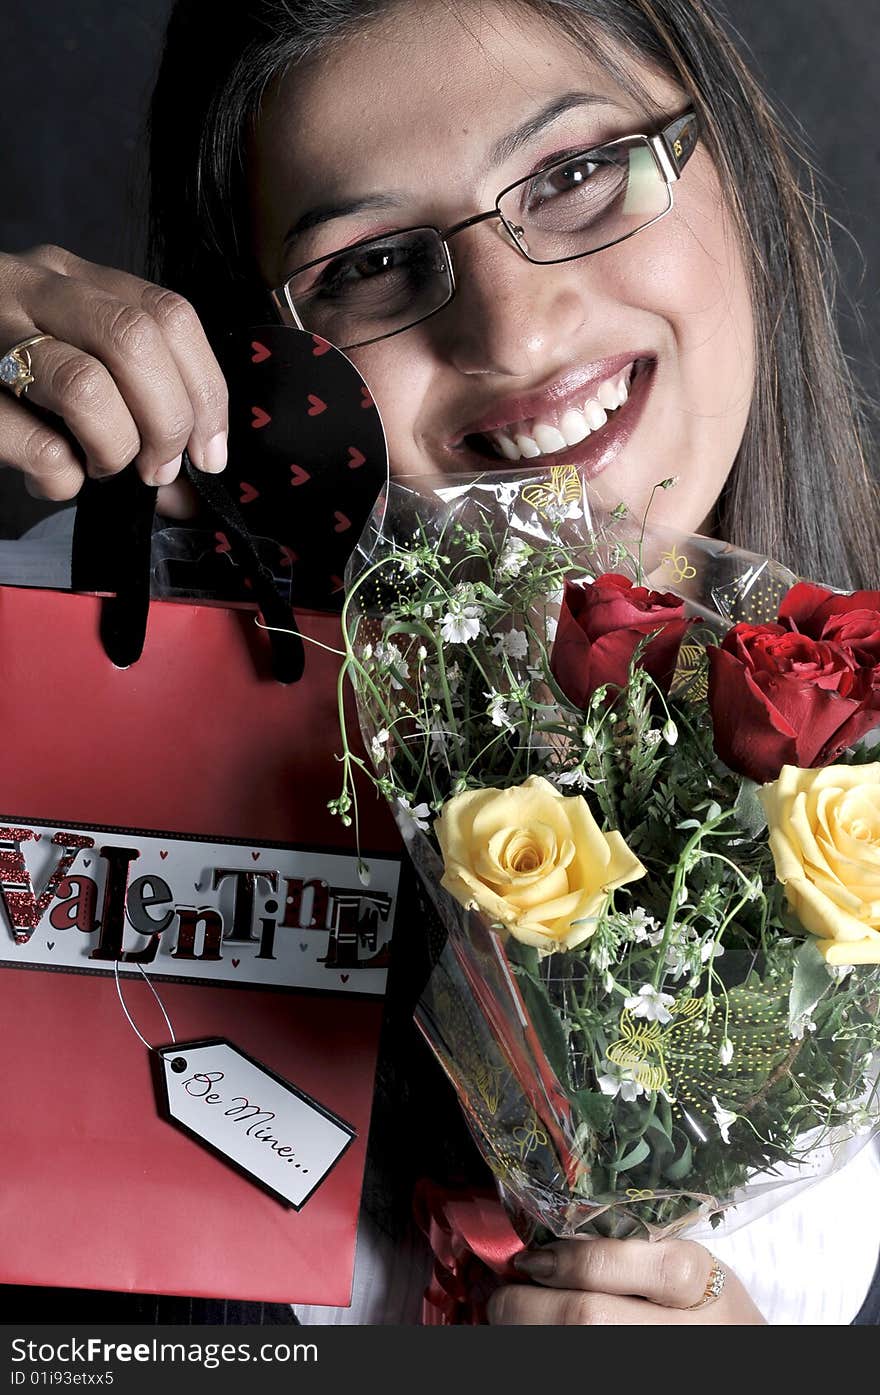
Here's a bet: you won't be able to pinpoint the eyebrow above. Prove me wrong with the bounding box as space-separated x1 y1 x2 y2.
283 193 403 249
487 92 620 167
282 92 619 248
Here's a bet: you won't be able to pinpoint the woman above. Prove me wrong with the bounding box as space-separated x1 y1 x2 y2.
0 0 878 1324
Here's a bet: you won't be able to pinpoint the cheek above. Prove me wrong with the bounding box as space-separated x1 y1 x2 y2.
346 341 433 473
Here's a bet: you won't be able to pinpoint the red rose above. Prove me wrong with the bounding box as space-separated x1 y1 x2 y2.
550 573 693 708
779 581 880 665
707 598 880 783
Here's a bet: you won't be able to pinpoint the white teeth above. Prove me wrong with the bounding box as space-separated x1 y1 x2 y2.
559 409 590 446
515 433 542 458
495 431 522 460
532 423 567 453
483 362 636 461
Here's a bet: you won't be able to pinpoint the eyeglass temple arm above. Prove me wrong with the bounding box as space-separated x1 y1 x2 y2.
651 111 700 182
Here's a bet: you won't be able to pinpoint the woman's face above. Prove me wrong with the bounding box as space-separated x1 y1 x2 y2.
250 1 754 536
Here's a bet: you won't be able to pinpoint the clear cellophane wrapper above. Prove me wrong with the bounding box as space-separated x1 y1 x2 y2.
345 468 880 1241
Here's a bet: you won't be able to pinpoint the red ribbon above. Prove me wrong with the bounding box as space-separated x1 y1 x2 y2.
413 1180 529 1325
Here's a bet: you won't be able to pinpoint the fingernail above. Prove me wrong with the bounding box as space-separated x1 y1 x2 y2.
513 1249 555 1278
151 455 182 487
201 431 227 474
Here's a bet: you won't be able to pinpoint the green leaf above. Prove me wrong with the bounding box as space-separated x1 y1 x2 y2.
733 778 768 837
788 937 832 1030
569 1089 614 1134
663 1136 694 1182
616 1137 651 1171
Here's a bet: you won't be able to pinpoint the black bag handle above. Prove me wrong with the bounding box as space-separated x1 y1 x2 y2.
71 468 156 669
71 459 305 683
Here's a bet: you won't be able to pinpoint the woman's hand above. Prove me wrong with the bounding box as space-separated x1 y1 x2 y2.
487 1236 767 1324
0 244 228 502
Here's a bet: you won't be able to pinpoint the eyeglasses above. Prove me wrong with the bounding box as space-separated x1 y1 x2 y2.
271 110 699 350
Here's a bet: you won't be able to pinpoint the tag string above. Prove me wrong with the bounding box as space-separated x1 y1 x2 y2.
113 960 177 1050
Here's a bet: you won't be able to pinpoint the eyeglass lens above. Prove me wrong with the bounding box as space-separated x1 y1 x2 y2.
286 136 670 347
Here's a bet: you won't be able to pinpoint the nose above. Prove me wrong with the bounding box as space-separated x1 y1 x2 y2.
434 220 588 378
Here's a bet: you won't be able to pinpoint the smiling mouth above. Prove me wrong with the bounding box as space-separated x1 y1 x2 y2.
458 357 652 475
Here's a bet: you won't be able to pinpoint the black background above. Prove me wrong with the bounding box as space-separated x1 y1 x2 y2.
0 0 877 535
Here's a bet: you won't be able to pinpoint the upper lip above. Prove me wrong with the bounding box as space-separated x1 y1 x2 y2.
452 351 649 443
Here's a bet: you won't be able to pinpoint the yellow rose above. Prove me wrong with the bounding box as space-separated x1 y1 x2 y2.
435 774 646 952
760 763 880 965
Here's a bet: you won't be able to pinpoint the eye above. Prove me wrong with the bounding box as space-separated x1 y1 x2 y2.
522 150 621 216
318 243 409 293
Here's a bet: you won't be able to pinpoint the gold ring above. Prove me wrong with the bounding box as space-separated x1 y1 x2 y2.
0 333 53 398
686 1254 726 1310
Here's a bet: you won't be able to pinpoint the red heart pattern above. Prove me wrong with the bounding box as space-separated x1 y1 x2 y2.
159 850 168 861
239 480 259 505
34 834 42 841
360 386 374 409
312 336 332 356
347 447 366 470
251 340 272 363
340 973 350 983
278 545 298 567
289 464 311 487
251 850 260 861
232 958 240 968
214 532 231 555
307 394 327 416
334 511 351 533
251 405 271 429
47 942 55 951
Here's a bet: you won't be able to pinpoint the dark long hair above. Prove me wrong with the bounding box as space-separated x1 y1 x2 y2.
147 0 879 592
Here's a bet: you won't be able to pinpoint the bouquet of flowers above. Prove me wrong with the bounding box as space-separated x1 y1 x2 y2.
333 466 880 1241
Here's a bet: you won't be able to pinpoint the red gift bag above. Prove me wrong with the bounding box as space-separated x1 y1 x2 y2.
0 585 401 1305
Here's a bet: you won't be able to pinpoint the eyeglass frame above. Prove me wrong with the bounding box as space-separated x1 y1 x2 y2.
270 109 700 350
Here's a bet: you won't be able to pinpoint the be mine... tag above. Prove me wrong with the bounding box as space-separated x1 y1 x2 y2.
154 1039 355 1209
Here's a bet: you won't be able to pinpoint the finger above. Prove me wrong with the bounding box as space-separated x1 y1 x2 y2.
24 272 197 485
156 474 200 520
24 248 228 474
487 1283 698 1326
0 388 87 500
513 1236 712 1309
1 331 143 482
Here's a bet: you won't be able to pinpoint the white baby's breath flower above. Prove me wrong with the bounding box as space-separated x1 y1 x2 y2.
496 536 530 579
370 728 390 763
624 984 675 1024
597 1060 646 1103
396 796 432 834
486 690 516 731
373 640 409 689
625 908 660 942
440 605 484 645
417 645 428 661
662 718 679 746
555 768 590 790
494 628 529 661
361 642 373 662
719 1037 734 1067
712 1095 738 1145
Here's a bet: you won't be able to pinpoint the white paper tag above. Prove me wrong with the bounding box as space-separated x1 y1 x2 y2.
155 1039 355 1208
